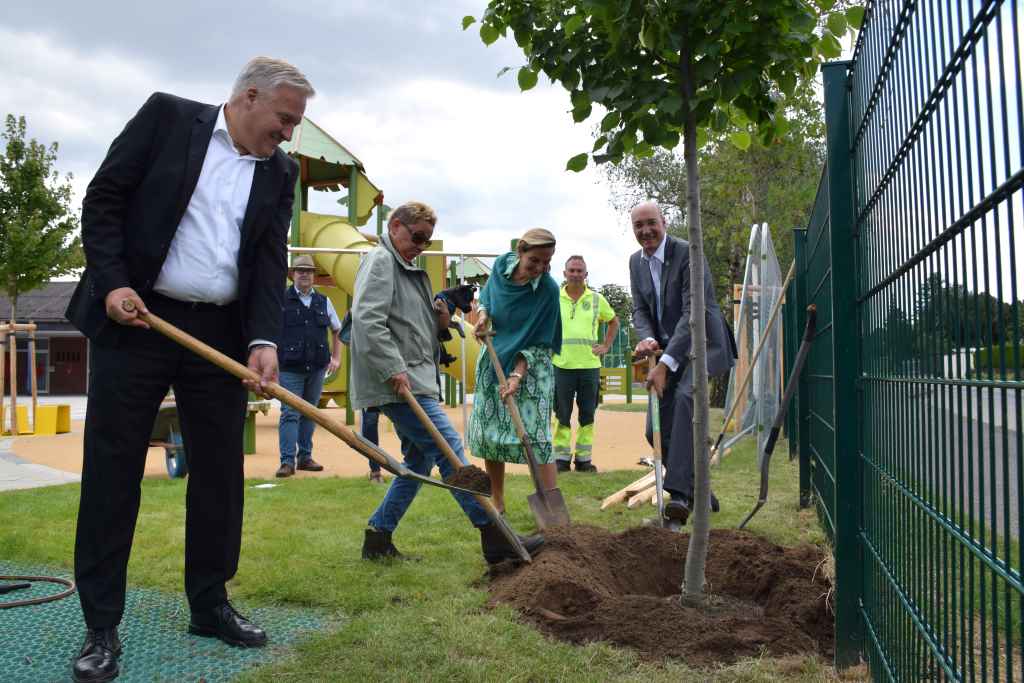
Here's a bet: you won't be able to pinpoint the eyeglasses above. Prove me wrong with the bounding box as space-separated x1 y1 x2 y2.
401 222 433 248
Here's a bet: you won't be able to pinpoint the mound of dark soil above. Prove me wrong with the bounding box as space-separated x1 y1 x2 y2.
445 465 491 494
488 525 832 667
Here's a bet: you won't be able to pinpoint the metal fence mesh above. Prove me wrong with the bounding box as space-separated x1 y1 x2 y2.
789 1 1023 678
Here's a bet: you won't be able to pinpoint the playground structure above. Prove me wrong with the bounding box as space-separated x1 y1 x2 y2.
283 117 636 426
281 117 489 428
0 322 71 437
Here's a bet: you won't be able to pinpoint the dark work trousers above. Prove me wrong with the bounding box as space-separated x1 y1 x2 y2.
645 363 695 500
553 367 601 429
74 295 247 628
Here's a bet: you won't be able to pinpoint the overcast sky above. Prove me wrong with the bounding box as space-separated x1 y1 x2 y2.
0 0 642 287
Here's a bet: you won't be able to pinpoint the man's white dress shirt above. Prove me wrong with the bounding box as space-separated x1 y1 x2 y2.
153 105 275 347
154 106 264 305
640 236 679 373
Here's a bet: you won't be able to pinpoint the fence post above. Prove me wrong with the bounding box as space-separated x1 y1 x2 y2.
823 60 864 668
792 227 810 508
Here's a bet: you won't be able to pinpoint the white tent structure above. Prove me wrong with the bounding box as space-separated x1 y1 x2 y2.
723 223 784 457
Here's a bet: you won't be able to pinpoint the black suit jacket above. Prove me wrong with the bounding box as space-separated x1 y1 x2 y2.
629 235 735 377
66 92 298 347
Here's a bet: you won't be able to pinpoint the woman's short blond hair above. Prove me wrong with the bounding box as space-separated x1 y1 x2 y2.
389 201 438 228
517 228 556 251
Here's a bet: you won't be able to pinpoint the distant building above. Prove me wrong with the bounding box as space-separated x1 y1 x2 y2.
0 282 88 395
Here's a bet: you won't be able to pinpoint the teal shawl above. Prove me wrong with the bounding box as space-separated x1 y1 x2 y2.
480 251 562 377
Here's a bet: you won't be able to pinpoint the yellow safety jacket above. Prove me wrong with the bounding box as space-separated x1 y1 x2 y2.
551 286 616 370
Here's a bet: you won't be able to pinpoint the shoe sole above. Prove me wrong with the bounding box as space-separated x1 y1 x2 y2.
188 624 266 648
72 667 120 683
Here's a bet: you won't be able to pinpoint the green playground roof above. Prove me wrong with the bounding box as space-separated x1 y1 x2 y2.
283 116 365 187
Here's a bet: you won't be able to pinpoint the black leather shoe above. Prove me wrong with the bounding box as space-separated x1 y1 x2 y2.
296 458 324 472
71 626 121 683
555 460 571 473
189 603 267 647
663 499 691 526
479 522 544 564
361 528 419 560
574 460 598 473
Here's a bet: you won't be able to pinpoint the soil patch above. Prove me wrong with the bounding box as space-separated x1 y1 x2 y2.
488 525 832 667
445 465 491 494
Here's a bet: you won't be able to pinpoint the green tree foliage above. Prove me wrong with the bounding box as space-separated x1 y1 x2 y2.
0 115 83 320
468 0 860 605
597 283 635 346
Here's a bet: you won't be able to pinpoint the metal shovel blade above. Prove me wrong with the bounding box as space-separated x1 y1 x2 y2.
352 434 492 498
527 487 571 529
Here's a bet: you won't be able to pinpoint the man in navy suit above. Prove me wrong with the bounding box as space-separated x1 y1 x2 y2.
65 57 313 682
628 201 736 528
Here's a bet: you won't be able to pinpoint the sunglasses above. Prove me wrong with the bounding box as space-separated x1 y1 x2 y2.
401 222 433 248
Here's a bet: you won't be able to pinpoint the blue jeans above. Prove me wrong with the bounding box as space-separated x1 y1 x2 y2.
368 395 490 532
363 408 382 473
278 368 327 465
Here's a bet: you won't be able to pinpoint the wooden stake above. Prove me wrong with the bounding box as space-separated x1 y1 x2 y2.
28 323 37 432
599 470 656 510
0 325 6 434
626 484 657 508
8 321 17 435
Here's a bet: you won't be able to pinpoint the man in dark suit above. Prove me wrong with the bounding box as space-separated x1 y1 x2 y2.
65 57 313 683
628 201 735 528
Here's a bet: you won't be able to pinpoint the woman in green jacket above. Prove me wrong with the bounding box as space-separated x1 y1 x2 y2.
469 228 562 514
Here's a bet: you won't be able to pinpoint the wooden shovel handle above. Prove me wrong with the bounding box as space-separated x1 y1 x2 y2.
480 333 545 490
397 386 522 550
121 301 392 470
397 387 463 472
648 355 663 464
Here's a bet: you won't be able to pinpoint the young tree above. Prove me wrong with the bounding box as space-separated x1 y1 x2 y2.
469 0 861 605
0 114 83 320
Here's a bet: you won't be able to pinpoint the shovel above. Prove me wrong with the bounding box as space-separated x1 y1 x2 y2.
120 301 488 499
738 305 817 529
398 387 531 562
647 355 667 526
481 333 571 529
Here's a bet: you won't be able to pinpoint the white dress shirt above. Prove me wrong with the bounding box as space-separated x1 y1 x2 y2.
640 236 679 373
154 106 264 306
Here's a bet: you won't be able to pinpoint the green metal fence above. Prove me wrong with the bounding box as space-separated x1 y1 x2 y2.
788 1 1023 678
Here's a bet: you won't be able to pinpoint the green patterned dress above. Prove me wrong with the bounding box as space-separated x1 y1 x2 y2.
468 345 555 464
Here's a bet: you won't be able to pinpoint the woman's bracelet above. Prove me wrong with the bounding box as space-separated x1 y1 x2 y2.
509 372 523 380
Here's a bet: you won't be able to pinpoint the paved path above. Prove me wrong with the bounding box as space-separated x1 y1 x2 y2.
0 438 80 492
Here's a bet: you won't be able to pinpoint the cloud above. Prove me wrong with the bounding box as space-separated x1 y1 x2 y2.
1 5 641 287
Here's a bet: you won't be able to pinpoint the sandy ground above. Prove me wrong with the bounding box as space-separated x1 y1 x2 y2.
9 403 651 480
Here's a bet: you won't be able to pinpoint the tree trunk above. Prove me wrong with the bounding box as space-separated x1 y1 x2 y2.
679 47 711 608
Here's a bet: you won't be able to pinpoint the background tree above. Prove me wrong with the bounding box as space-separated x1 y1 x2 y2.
597 283 635 347
0 114 83 320
470 0 862 605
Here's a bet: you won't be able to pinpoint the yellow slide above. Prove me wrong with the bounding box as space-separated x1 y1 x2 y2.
299 212 480 394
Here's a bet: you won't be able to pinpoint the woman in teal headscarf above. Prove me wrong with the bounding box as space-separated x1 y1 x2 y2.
469 228 562 514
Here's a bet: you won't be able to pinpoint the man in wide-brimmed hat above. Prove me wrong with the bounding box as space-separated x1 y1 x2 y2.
276 253 343 477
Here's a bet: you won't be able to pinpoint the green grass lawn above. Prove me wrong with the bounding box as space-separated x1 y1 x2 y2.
0 434 841 681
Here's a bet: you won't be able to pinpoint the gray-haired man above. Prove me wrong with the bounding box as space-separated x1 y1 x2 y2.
66 56 313 682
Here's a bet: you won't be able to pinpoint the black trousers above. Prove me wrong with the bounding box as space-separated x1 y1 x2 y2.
74 296 247 628
645 364 695 500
